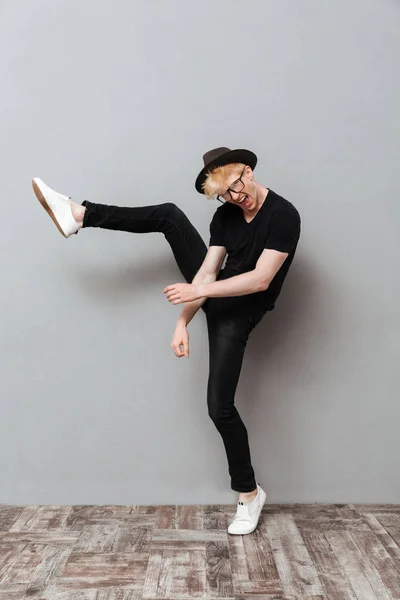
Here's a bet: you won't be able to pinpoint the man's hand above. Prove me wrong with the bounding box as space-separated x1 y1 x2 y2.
170 320 190 358
163 283 203 305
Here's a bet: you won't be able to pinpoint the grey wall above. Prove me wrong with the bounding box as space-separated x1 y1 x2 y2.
1 0 399 505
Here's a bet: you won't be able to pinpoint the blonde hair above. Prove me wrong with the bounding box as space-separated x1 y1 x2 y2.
202 162 246 199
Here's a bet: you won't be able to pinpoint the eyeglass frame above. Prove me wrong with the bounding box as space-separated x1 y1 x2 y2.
215 166 247 204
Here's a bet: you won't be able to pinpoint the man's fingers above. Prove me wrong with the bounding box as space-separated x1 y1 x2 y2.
170 333 189 358
171 343 184 358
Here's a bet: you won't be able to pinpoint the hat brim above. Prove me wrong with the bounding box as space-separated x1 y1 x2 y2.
195 149 258 194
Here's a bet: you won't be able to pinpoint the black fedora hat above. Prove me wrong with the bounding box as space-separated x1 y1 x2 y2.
195 146 257 194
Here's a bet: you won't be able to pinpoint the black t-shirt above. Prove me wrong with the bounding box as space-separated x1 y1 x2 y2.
208 189 301 316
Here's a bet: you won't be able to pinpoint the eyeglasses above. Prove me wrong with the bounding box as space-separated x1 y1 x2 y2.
216 167 246 204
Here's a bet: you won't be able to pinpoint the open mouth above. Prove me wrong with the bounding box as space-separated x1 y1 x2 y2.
238 195 251 207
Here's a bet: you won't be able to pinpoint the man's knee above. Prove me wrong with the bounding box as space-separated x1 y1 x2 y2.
207 395 235 424
208 410 236 428
160 202 184 220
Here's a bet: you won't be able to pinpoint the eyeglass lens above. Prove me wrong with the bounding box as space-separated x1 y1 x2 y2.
216 168 246 202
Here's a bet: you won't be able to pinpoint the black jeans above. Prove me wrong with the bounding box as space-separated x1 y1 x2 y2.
80 200 259 492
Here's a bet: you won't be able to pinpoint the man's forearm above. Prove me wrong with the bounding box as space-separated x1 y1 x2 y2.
178 271 217 326
199 269 265 298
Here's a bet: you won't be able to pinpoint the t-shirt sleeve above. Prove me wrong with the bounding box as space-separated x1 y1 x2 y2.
264 208 301 253
209 210 225 247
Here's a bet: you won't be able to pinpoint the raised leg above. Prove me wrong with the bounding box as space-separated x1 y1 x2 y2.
80 200 208 284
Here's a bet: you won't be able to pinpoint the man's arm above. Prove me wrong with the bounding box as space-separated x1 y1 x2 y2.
177 271 215 326
198 270 264 298
177 246 226 326
198 248 290 298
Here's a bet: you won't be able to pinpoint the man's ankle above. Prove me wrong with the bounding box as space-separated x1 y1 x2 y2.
238 488 258 502
70 200 85 226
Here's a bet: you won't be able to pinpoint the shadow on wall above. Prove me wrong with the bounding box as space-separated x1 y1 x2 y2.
71 253 185 307
241 251 344 413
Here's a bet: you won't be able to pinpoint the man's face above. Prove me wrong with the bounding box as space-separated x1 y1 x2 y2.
218 166 256 211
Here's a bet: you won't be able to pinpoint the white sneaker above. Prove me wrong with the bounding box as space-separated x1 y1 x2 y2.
228 483 267 535
32 177 80 238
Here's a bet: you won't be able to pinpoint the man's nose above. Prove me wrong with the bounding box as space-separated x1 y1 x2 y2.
230 190 241 202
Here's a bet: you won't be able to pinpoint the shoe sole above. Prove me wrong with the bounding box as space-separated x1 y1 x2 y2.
32 179 67 238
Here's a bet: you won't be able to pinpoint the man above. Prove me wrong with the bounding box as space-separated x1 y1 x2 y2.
32 146 301 535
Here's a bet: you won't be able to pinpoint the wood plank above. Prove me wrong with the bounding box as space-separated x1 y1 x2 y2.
151 528 226 543
0 507 24 531
234 578 288 596
302 530 358 600
175 505 203 530
8 506 42 531
334 505 372 531
242 519 281 587
204 540 233 597
294 505 368 532
74 523 119 552
41 585 97 599
142 549 162 598
25 543 73 596
0 542 27 580
362 513 400 560
1 543 46 584
22 505 72 530
354 505 400 514
376 514 400 549
0 531 80 544
351 529 400 598
155 505 176 529
63 506 106 530
203 505 228 531
226 530 249 583
151 548 208 597
265 513 324 599
58 551 148 589
112 524 153 553
0 582 29 598
64 506 155 530
326 529 391 600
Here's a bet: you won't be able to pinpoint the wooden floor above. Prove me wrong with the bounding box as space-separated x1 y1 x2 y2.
0 503 399 599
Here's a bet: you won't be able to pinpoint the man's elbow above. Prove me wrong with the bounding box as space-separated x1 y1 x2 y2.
256 277 270 292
